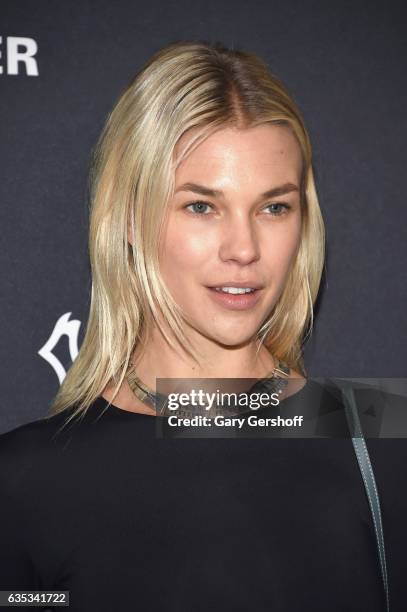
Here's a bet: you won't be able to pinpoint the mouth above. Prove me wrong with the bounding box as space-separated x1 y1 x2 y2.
206 286 263 311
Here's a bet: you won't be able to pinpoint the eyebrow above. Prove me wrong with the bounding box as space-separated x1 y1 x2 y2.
175 181 300 199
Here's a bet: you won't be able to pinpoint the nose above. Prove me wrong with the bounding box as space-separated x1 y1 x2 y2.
218 214 261 265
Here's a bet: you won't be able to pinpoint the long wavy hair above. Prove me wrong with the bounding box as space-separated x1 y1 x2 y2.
48 40 325 423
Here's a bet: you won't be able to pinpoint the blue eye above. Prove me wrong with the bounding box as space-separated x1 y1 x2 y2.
185 201 213 214
264 203 290 215
184 201 291 216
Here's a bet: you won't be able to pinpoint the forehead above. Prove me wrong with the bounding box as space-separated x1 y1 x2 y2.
174 124 303 189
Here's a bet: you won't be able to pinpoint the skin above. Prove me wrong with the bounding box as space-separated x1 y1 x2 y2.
103 124 305 415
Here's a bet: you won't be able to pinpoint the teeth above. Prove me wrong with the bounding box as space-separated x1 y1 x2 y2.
214 287 255 294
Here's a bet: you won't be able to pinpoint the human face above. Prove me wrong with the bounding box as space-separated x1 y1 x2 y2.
159 124 303 348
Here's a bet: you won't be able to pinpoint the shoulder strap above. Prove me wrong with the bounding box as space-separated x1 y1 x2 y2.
340 381 390 611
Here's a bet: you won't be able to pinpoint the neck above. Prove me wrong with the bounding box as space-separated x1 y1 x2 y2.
131 324 277 391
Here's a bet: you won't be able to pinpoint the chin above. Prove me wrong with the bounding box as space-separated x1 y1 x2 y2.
203 328 258 349
185 315 261 348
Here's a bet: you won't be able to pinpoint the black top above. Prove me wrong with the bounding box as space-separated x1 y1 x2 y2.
1 379 406 611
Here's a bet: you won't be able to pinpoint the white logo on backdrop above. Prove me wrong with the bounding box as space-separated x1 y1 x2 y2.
38 313 81 384
0 36 39 76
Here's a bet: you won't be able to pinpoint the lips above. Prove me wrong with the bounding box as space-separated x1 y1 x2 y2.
206 286 262 311
208 281 264 290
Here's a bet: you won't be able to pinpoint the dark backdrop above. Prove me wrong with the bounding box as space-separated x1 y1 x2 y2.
1 0 406 432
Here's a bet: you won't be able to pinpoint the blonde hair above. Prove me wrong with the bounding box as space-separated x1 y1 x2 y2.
48 40 325 423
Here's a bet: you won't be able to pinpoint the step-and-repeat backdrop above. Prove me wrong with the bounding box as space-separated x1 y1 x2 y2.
1 0 406 432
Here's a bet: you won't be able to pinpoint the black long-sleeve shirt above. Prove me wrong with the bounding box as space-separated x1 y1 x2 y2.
0 380 406 611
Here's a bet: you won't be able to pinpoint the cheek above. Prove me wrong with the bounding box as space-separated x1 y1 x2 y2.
263 223 301 279
160 221 216 278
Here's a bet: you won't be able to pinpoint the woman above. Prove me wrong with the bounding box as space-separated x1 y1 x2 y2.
0 40 403 611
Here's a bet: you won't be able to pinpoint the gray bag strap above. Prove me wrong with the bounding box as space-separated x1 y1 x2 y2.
340 381 390 612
